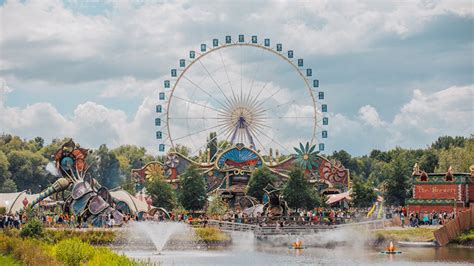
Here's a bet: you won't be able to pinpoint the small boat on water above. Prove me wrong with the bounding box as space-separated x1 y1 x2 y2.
290 240 305 249
380 241 402 254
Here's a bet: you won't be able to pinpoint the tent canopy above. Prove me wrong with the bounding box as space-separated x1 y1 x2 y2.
326 191 352 205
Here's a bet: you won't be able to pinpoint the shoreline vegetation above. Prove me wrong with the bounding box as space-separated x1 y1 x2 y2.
1 222 472 265
0 222 233 265
371 227 474 247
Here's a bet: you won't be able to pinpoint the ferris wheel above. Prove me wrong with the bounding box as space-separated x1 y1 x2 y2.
155 35 328 158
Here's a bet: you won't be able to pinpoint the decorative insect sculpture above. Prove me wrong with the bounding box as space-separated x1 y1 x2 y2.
28 139 124 226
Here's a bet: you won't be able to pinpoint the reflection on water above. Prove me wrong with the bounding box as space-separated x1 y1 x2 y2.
120 243 474 265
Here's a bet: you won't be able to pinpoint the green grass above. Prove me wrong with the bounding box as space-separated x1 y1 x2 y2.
0 254 21 266
373 227 437 242
452 228 474 245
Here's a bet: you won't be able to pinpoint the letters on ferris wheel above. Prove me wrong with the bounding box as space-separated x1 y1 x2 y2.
252 35 257 44
239 34 244 42
179 59 185 68
213 39 219 47
189 51 195 59
225 35 232 44
288 50 293 58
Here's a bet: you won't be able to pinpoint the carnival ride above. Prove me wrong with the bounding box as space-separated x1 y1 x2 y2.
133 35 350 207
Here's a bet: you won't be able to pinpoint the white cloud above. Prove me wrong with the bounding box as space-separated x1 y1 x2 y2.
99 76 160 98
0 1 472 156
327 85 473 155
358 105 386 128
1 0 472 84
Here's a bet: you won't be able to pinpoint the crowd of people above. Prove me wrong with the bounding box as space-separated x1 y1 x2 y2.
0 214 23 229
395 207 457 228
209 207 362 226
0 205 461 230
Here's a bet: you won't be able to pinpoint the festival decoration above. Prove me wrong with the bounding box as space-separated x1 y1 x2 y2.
294 142 320 172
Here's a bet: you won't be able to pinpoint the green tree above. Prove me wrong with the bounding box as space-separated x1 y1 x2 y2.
7 150 51 192
351 175 376 207
0 178 17 193
170 144 190 157
112 145 152 170
436 138 473 172
384 156 410 205
431 136 466 150
247 167 277 202
330 150 352 169
206 194 228 216
419 149 438 172
145 178 176 210
283 167 319 209
178 166 207 211
89 145 121 189
0 150 10 184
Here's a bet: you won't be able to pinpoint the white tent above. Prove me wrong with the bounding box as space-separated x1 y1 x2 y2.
0 191 39 214
110 189 149 214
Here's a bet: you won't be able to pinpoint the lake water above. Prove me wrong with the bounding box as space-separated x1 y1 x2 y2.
119 237 474 265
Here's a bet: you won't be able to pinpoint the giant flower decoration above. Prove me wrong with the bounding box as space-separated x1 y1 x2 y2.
145 163 164 181
294 142 320 172
165 154 180 168
320 159 347 184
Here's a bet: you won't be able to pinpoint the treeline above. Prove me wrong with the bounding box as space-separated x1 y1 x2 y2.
0 135 156 193
0 134 472 209
329 136 473 207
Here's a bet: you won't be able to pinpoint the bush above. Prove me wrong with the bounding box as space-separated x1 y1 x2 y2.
88 247 138 266
0 235 61 265
54 238 95 266
194 227 230 242
43 229 117 245
0 254 21 266
20 218 44 238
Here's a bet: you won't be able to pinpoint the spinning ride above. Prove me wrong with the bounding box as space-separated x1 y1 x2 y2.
155 35 328 156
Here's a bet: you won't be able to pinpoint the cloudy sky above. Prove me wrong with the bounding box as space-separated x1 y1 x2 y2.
0 0 473 156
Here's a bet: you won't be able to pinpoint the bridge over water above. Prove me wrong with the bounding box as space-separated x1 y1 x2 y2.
207 219 387 238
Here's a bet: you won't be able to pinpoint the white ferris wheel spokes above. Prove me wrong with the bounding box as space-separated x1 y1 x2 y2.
155 35 329 158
